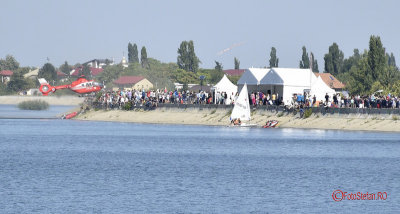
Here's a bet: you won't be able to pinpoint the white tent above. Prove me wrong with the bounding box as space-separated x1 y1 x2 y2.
237 68 269 93
260 68 317 105
213 74 237 104
310 76 336 101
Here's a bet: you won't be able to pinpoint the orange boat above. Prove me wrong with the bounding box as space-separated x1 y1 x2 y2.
63 112 78 119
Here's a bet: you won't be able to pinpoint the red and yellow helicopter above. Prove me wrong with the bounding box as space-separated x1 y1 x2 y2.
38 76 104 96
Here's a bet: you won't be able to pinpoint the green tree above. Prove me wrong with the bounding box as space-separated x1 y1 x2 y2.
380 65 399 87
170 68 198 84
7 72 31 92
141 46 149 68
79 64 92 79
211 61 224 83
299 46 310 68
387 52 396 67
128 43 134 63
188 41 200 72
177 40 200 72
0 55 20 71
127 43 139 63
346 53 372 95
269 47 279 67
324 43 344 75
310 52 319 73
38 63 57 82
59 61 72 78
215 61 223 72
367 35 386 81
177 41 189 70
342 49 361 74
234 57 240 69
133 44 139 63
97 64 123 84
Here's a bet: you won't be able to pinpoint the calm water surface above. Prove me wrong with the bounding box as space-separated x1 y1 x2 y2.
0 105 399 213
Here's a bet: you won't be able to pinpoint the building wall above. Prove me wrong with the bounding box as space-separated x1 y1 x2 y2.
1 76 11 83
132 79 153 91
113 78 154 91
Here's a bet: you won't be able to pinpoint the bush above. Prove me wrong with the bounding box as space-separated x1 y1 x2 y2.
123 102 132 111
303 108 313 119
18 100 49 110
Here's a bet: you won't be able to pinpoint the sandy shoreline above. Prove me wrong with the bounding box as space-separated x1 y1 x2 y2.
76 107 400 132
0 95 85 106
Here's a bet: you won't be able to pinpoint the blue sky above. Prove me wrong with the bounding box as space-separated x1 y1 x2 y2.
1 0 399 70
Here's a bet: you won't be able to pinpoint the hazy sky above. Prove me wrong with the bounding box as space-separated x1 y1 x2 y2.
1 0 399 70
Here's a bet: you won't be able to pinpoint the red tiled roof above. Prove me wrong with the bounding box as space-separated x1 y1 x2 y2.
71 67 104 76
223 69 245 76
314 73 346 89
90 67 103 76
57 71 67 76
114 76 145 85
0 70 13 76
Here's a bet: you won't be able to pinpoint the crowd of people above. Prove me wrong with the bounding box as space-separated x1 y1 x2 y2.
91 87 400 110
93 88 216 109
289 93 400 109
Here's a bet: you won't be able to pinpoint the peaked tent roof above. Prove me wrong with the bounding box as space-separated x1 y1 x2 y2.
260 68 317 87
237 68 269 85
310 76 336 101
213 74 237 92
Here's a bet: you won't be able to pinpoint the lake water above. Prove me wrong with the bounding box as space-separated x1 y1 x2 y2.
0 105 399 213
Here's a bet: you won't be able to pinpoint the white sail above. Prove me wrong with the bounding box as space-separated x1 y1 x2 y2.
230 83 251 121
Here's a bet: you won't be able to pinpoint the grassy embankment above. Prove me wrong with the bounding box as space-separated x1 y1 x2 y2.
76 107 400 132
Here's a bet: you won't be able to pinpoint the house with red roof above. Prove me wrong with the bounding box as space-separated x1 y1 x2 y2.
56 71 70 82
0 70 13 83
314 73 346 92
223 69 246 76
113 76 153 91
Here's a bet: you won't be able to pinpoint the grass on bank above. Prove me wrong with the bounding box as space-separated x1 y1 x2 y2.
17 100 49 110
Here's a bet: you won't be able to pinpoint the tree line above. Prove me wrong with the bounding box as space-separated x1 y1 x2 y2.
1 35 399 95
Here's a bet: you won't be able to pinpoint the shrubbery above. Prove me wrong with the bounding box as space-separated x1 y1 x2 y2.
17 100 49 110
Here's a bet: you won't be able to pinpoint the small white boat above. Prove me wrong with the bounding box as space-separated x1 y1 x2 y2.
230 83 257 127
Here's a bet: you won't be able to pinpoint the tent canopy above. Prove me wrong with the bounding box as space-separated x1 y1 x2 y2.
213 74 237 104
259 68 318 105
310 76 336 101
237 68 269 85
260 68 316 87
213 74 237 94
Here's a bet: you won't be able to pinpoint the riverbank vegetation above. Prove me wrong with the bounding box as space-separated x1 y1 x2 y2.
17 100 49 110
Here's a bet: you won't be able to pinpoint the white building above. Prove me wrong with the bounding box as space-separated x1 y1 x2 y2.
84 59 114 68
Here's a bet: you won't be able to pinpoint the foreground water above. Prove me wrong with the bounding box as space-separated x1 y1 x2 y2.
0 108 400 213
0 104 76 119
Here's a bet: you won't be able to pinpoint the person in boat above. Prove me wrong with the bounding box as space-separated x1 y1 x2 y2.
232 118 241 126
